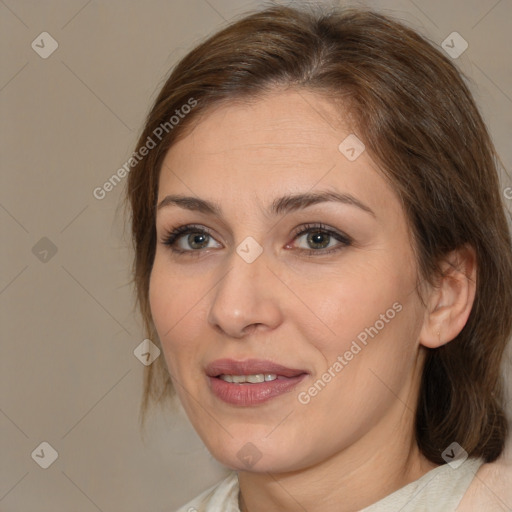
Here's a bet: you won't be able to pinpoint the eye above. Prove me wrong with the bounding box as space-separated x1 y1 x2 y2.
161 224 222 254
297 230 335 250
160 222 352 257
289 223 352 255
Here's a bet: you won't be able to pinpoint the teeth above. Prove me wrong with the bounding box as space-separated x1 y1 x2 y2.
246 374 264 383
219 373 277 383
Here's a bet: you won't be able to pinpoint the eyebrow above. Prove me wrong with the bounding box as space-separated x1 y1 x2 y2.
156 190 376 218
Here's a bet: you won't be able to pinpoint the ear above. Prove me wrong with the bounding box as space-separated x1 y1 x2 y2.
419 244 477 349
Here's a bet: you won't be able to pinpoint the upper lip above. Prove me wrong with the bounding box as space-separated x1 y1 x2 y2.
206 358 309 378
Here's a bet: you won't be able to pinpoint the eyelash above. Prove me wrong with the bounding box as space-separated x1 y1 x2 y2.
160 223 352 258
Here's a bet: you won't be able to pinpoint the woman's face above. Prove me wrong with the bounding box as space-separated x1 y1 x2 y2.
150 90 427 472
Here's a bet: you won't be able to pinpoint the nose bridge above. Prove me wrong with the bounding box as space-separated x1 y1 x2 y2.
207 246 282 337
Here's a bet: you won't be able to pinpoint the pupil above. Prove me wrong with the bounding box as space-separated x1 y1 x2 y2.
189 233 208 249
308 231 330 249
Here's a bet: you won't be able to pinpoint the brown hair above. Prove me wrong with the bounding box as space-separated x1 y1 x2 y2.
126 5 512 463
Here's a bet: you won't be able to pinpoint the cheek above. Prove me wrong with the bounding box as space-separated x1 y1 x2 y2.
316 273 421 394
300 250 421 395
304 260 409 344
148 259 206 367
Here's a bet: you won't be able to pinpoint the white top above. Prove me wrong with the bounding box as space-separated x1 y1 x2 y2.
175 457 484 512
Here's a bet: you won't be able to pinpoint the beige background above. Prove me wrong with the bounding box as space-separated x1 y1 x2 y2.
1 0 511 510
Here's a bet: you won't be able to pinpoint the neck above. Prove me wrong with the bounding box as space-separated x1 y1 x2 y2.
237 405 438 512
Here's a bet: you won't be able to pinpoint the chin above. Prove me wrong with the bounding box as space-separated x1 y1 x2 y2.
203 433 312 474
216 451 296 473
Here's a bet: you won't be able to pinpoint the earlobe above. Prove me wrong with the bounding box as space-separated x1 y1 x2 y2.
419 245 477 349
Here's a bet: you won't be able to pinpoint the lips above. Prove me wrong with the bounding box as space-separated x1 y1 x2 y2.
205 358 309 406
205 358 308 379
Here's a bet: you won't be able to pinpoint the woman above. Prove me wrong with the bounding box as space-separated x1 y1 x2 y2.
126 5 512 511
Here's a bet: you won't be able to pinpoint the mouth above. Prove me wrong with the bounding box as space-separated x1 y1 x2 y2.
205 358 309 406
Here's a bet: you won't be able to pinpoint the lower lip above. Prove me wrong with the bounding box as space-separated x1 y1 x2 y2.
208 375 307 406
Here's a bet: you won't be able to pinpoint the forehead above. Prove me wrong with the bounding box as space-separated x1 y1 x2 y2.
157 90 399 221
166 90 349 163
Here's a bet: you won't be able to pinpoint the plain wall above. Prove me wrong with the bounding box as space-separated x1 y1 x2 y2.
1 0 511 510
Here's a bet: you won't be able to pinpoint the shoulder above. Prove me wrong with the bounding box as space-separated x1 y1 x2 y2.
174 472 240 512
456 446 512 511
361 457 483 512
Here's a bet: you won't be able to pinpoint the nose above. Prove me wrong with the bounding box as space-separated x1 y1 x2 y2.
207 250 284 339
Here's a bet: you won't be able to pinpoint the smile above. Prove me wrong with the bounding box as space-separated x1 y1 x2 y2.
206 359 309 406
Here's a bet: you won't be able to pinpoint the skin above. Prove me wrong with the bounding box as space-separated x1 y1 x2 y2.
149 89 477 512
457 441 512 511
